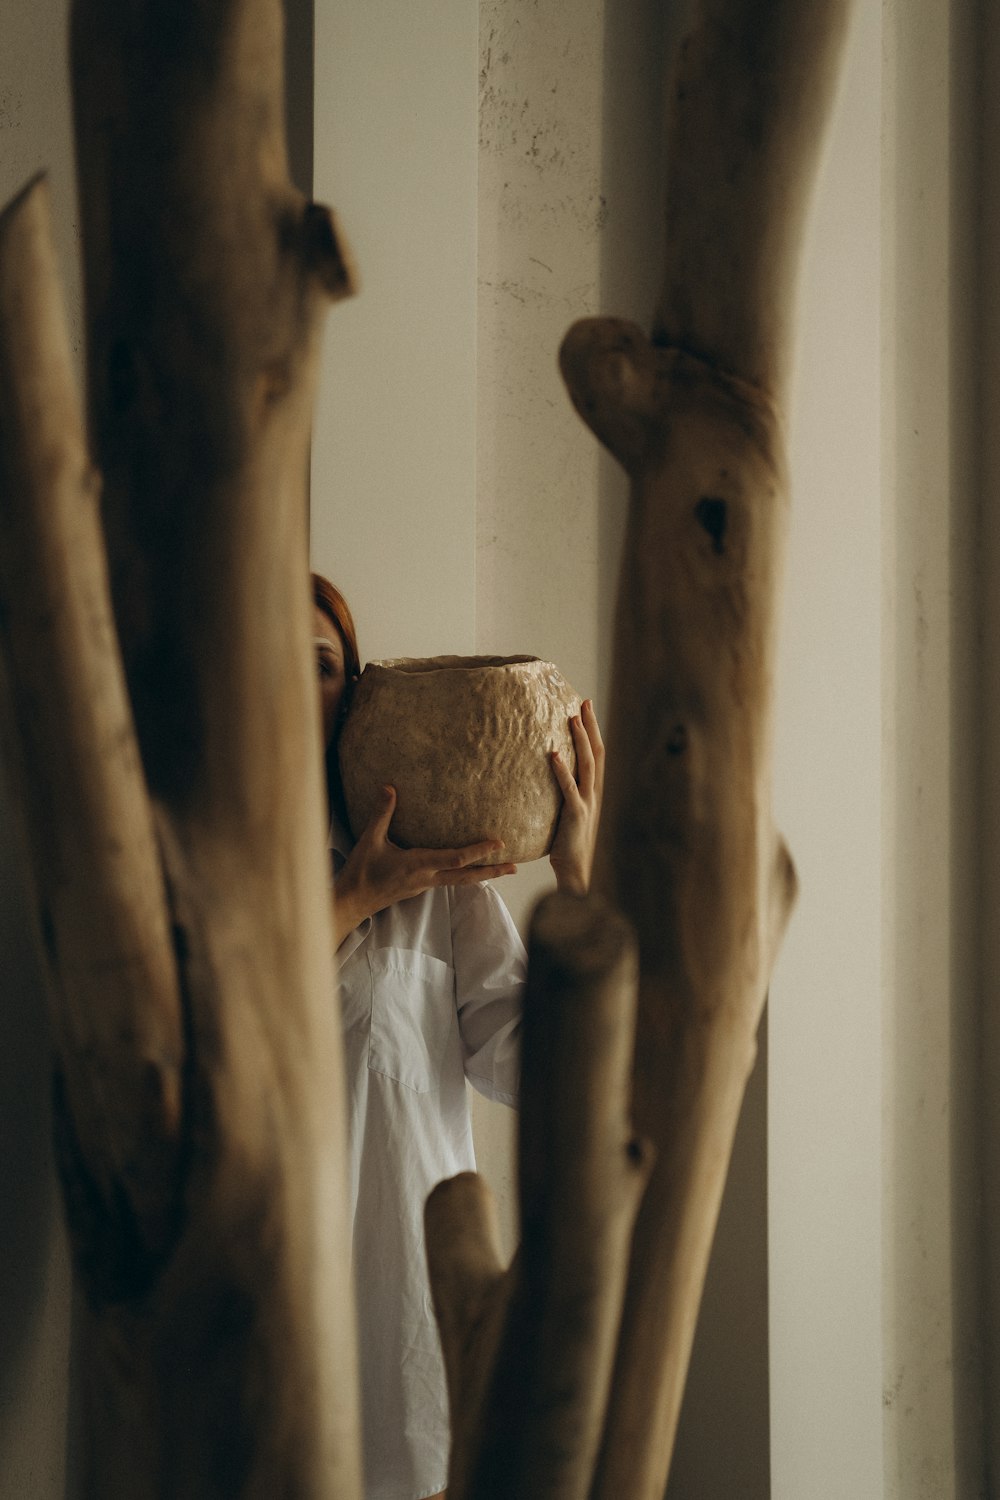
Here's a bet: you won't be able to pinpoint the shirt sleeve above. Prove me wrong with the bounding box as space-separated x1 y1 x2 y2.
450 882 527 1107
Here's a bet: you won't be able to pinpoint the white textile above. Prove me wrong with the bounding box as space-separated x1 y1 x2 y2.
333 827 526 1500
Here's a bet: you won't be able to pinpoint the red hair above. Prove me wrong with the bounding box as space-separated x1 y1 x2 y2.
312 573 361 686
311 573 359 819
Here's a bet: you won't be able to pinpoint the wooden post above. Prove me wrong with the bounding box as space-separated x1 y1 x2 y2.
0 0 359 1491
565 4 852 1495
427 892 652 1500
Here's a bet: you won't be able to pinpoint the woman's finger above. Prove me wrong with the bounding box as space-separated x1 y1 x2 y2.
551 747 582 809
440 839 507 870
570 711 596 799
371 785 397 840
582 699 606 797
407 839 505 875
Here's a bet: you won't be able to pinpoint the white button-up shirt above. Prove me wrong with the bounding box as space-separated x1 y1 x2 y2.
333 827 526 1500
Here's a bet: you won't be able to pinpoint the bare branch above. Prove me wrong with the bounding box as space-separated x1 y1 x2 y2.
655 0 853 400
555 12 851 1484
429 893 651 1500
426 1173 513 1494
570 332 797 1500
0 175 184 1261
70 0 354 821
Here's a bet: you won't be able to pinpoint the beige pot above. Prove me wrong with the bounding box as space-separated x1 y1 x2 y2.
338 655 581 863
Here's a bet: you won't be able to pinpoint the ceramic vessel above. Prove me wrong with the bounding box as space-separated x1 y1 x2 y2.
338 655 581 863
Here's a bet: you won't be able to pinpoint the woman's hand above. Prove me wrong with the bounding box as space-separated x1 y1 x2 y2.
332 785 517 948
548 699 605 896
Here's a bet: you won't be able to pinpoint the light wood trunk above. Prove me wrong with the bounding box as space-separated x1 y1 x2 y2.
0 1 359 1493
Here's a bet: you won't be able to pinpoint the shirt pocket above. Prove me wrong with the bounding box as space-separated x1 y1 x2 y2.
367 948 457 1093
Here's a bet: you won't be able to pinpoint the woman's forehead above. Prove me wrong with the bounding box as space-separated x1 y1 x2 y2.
315 634 344 658
313 608 345 657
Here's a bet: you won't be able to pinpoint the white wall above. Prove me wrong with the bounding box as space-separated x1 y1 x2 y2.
880 0 983 1493
768 3 884 1496
771 4 987 1497
310 0 479 662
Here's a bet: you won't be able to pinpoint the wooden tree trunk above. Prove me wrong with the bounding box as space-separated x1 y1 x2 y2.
0 0 852 1496
580 10 852 1491
428 893 651 1500
0 2 359 1494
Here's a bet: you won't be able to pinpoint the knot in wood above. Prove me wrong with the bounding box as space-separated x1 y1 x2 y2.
695 496 728 555
666 724 688 756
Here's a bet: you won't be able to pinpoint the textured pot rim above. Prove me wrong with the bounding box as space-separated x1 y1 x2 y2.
363 654 545 676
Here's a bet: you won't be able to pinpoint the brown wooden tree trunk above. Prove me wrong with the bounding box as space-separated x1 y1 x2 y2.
579 10 852 1490
0 0 852 1496
0 2 359 1494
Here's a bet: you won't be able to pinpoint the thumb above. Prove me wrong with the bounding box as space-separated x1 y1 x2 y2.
372 784 397 840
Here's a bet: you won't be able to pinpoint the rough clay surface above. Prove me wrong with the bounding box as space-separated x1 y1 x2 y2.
339 656 581 863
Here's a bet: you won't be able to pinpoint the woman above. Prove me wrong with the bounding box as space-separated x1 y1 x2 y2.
312 573 603 1500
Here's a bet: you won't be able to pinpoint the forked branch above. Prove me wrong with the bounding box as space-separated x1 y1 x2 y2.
655 0 854 401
